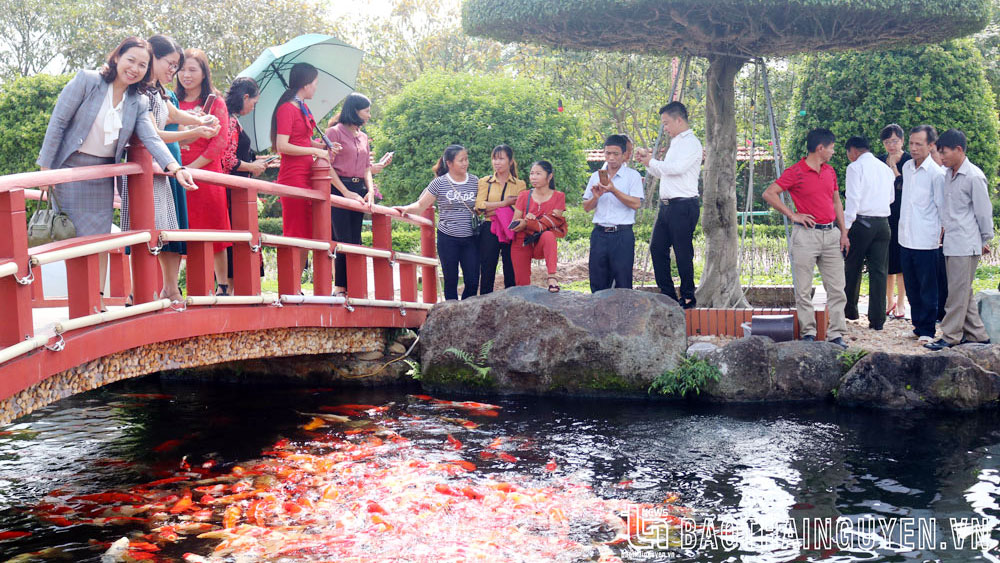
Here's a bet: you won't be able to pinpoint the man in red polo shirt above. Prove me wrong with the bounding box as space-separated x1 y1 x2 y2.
763 128 849 348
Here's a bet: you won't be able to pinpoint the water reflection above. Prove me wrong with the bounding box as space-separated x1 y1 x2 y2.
0 380 997 561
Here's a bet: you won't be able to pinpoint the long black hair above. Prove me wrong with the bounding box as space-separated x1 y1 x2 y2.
226 76 260 116
146 35 183 97
432 145 466 177
174 48 217 107
492 144 518 179
531 160 555 190
338 92 371 127
269 62 319 148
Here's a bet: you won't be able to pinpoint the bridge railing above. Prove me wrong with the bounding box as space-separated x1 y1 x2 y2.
0 138 438 362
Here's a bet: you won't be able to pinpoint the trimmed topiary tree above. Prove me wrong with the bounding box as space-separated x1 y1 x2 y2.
462 0 990 307
0 73 71 176
789 39 999 187
370 71 587 205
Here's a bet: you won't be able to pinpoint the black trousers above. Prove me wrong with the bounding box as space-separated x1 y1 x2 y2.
589 226 635 292
331 178 367 288
844 216 890 329
900 246 939 337
438 232 479 300
650 199 699 303
478 223 514 294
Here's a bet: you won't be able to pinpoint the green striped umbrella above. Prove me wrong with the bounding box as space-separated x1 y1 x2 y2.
236 34 364 152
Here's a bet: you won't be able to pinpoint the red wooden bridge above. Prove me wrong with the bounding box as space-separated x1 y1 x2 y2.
0 140 439 423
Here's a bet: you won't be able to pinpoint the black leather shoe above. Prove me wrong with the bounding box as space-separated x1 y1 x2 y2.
827 337 848 349
801 335 816 342
924 338 954 351
960 338 992 345
682 299 697 310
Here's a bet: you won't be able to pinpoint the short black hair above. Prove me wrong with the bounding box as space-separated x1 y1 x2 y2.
879 123 904 141
844 136 870 152
806 128 836 153
909 124 938 145
603 134 628 153
337 92 371 127
936 128 967 152
659 101 688 121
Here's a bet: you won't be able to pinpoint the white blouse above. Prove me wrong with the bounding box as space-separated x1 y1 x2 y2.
78 86 125 157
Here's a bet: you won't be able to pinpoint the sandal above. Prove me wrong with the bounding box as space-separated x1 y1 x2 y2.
98 291 108 313
547 277 560 293
215 284 229 296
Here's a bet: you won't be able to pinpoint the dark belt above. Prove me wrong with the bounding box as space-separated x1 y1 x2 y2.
594 224 633 233
856 214 888 220
340 176 364 184
660 196 699 205
803 222 837 230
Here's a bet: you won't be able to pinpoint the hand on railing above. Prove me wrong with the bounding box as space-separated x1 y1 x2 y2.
167 165 198 191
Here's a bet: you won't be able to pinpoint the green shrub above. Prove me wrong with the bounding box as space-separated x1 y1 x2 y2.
648 355 721 397
371 72 588 206
789 40 1000 187
0 73 71 176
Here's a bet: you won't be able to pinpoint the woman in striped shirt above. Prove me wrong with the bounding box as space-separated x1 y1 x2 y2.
394 145 480 300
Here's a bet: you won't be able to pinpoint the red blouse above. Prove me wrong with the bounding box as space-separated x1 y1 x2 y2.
275 101 316 186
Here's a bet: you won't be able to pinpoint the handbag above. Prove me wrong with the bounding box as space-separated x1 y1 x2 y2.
27 187 76 247
458 186 484 236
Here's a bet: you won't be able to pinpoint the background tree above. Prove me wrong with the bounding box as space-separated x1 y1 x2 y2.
462 0 991 308
371 71 587 204
789 40 999 188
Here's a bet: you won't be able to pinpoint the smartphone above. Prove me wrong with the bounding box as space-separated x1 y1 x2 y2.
508 220 520 230
262 155 280 164
200 93 217 114
598 169 609 184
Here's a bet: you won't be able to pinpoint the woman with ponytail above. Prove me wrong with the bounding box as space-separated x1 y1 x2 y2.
394 145 480 300
474 144 525 294
175 48 231 294
509 160 567 292
271 62 341 280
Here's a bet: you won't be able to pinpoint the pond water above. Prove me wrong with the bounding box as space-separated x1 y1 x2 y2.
1 376 1000 562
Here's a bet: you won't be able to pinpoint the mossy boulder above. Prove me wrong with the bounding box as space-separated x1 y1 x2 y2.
836 348 1000 410
419 287 687 397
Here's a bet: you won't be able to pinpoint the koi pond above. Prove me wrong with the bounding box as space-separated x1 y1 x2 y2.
1 376 1000 562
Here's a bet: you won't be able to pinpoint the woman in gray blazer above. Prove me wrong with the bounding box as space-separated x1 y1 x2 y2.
37 36 197 308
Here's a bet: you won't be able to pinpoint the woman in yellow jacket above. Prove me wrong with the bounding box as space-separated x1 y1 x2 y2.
474 144 525 294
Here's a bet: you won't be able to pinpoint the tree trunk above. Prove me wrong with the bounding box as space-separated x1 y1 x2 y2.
695 55 749 308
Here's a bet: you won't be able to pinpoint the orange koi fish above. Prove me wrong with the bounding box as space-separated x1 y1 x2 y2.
445 434 462 450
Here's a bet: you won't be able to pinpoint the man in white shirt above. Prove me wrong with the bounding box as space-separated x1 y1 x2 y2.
898 125 945 343
636 101 702 308
584 134 644 291
842 136 896 330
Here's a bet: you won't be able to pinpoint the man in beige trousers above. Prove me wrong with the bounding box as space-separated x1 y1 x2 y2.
924 129 993 350
763 128 849 348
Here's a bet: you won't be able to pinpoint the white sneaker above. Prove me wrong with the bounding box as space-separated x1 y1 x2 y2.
918 335 934 344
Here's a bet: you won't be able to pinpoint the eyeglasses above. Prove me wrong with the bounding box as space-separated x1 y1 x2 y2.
167 62 179 72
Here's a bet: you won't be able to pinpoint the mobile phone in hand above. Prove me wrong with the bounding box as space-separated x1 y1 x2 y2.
598 169 609 184
262 155 279 164
200 93 217 114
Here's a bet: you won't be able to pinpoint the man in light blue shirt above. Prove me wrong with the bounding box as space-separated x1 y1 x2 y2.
583 134 644 291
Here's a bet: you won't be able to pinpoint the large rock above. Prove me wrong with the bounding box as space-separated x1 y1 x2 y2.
977 290 1000 344
700 336 843 401
419 287 687 396
836 349 1000 410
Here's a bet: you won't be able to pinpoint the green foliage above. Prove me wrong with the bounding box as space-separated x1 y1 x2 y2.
838 348 869 373
371 71 588 205
648 355 721 397
404 358 422 380
462 0 990 57
788 40 1000 186
444 340 494 382
0 73 70 176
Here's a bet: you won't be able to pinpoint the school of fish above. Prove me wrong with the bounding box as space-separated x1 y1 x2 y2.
6 394 689 562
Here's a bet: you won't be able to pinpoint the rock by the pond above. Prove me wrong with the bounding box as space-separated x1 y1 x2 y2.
419 287 687 396
977 290 1000 344
836 349 1000 410
700 336 843 401
687 342 719 358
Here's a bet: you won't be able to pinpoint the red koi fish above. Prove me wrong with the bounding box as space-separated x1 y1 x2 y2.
0 531 31 540
446 434 462 450
152 439 184 453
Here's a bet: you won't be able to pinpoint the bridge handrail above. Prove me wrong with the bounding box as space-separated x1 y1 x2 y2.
0 137 439 360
